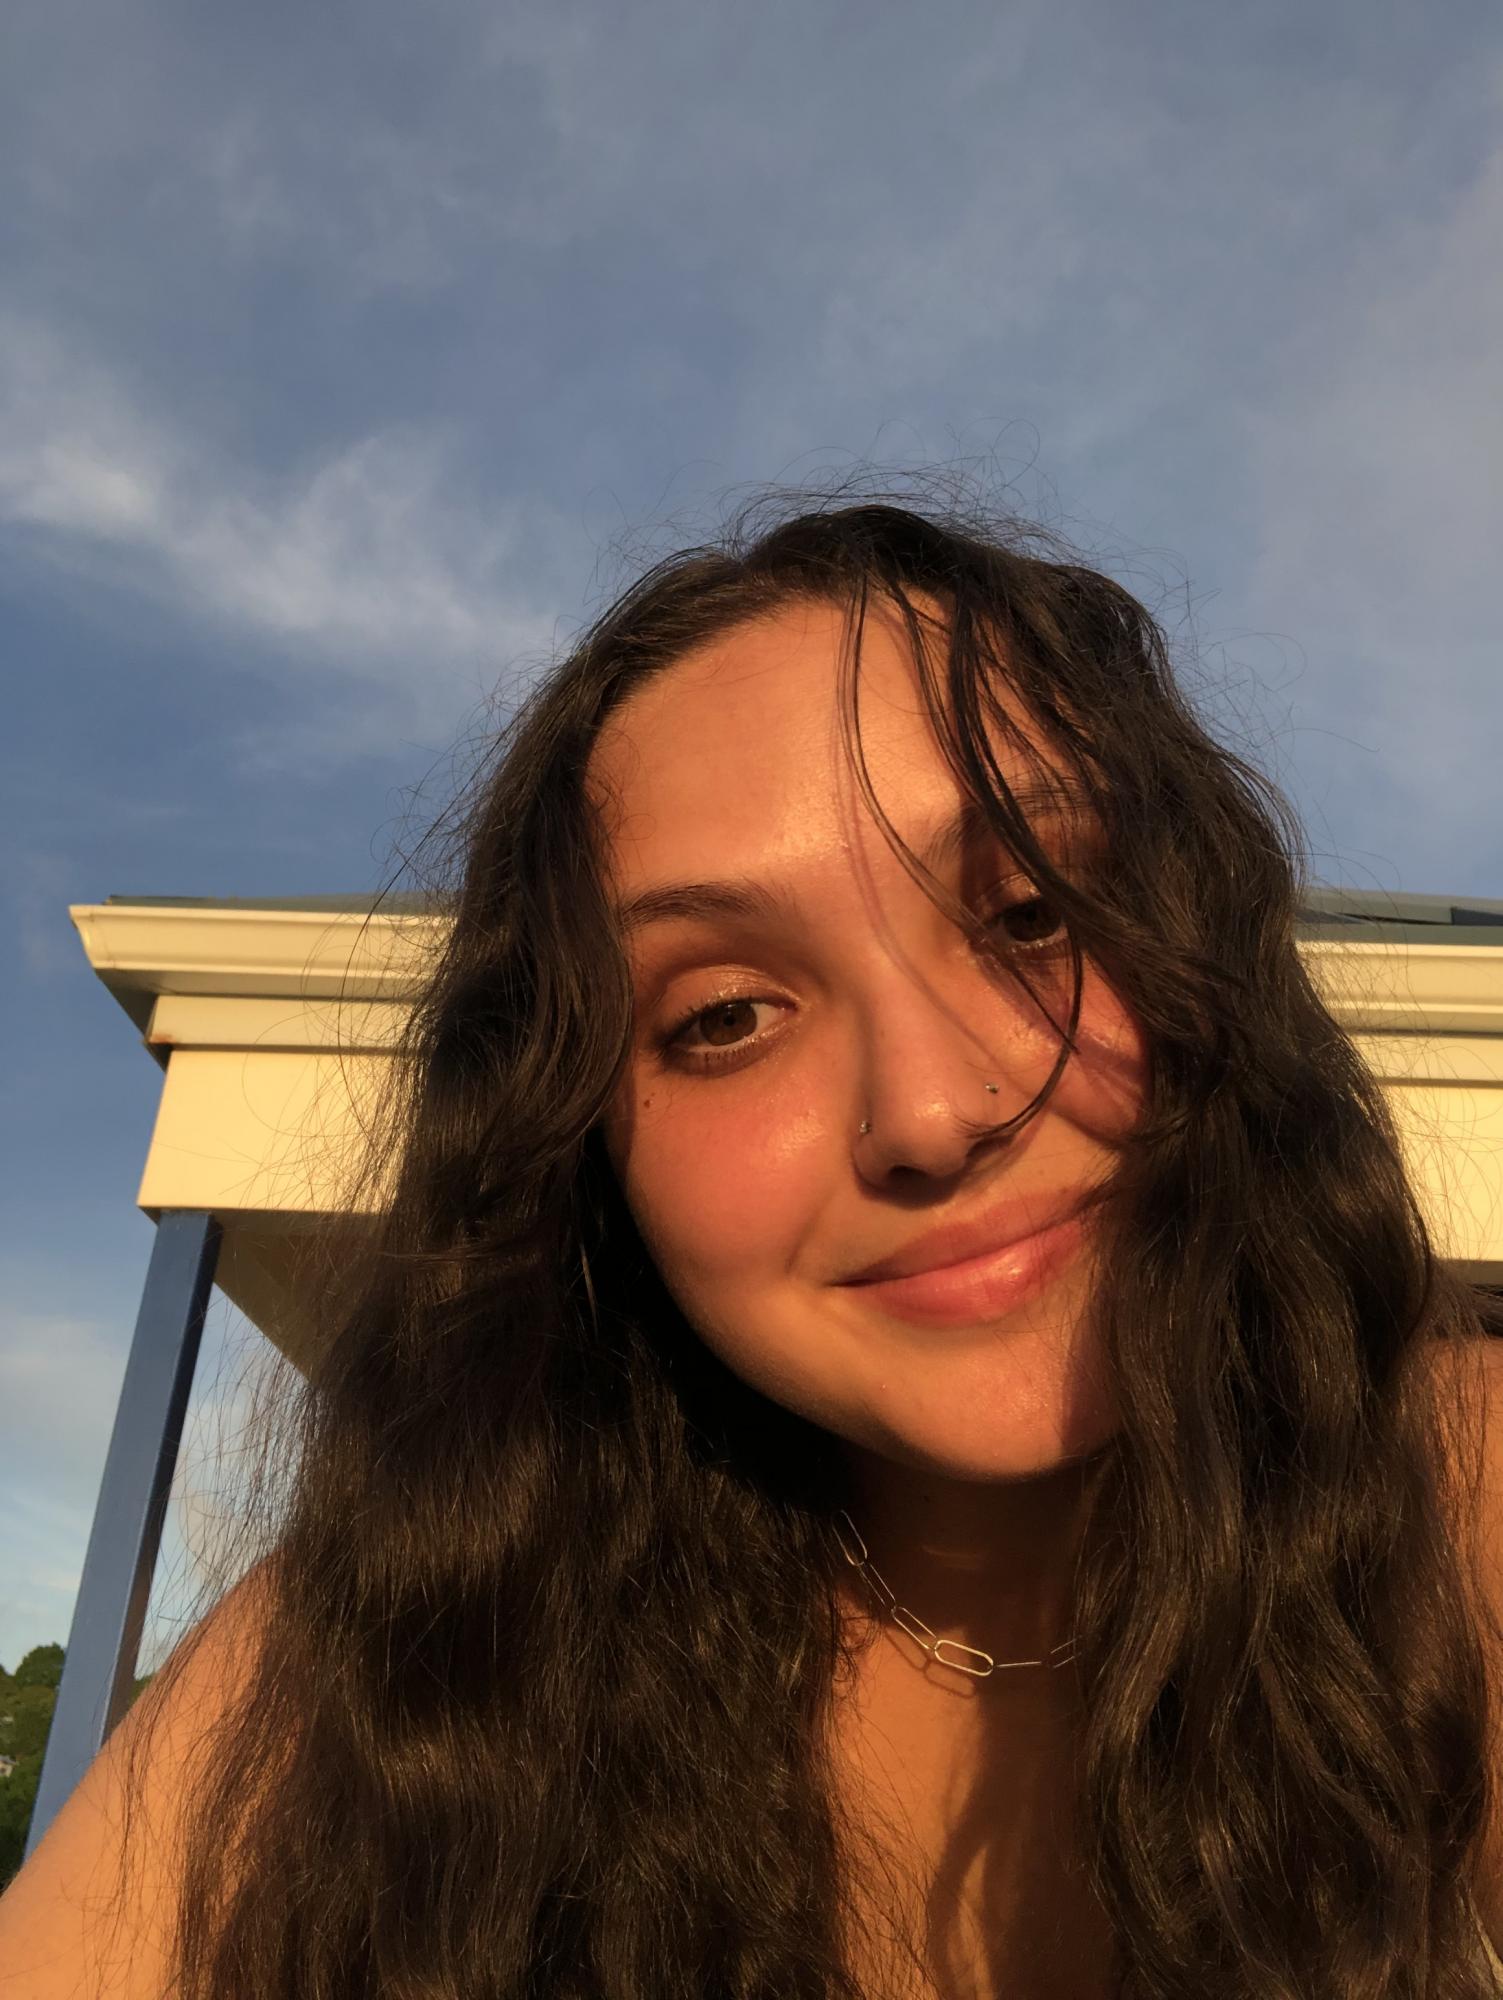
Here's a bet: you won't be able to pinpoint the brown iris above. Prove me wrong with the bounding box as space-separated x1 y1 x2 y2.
995 894 1064 947
699 999 758 1046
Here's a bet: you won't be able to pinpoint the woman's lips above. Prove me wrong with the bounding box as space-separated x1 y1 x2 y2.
840 1211 1088 1327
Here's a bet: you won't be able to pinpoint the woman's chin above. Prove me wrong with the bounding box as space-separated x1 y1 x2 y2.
857 1358 1120 1483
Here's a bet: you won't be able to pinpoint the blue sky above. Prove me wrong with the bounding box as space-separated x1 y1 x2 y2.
3 0 1502 1672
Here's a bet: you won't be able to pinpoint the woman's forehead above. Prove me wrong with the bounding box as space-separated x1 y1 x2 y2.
588 599 1065 881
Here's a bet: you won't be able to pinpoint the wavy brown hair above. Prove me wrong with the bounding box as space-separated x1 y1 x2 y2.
124 486 1503 1997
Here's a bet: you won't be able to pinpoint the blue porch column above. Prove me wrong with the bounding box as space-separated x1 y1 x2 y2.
24 1209 222 1859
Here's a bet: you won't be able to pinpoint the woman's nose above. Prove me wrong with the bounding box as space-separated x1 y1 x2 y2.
849 980 1054 1184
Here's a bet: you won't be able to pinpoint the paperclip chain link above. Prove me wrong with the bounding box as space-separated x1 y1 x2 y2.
833 1509 1078 1679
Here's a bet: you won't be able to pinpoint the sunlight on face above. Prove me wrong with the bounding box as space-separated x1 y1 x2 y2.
592 597 1146 1483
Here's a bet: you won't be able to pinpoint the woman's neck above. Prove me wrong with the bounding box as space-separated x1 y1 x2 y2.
835 1444 1107 1667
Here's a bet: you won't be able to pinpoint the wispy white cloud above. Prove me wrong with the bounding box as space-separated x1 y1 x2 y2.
137 1307 292 1669
0 1310 124 1670
10 848 83 976
1241 88 1503 873
0 1310 125 1491
0 313 567 704
0 1293 283 1675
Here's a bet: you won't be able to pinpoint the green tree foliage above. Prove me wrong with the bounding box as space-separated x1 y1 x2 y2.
0 1750 44 1891
3 1685 55 1758
0 1645 63 1891
0 1645 156 1892
12 1643 64 1690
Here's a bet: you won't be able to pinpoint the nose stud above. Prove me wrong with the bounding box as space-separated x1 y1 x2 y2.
857 1083 998 1139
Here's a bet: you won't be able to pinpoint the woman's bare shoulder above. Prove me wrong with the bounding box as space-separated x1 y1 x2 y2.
1433 1330 1503 1962
0 1557 279 1999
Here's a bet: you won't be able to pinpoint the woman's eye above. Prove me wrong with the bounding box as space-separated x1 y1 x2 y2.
667 996 782 1060
988 893 1067 950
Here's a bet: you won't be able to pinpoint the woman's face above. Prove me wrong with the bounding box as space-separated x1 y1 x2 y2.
593 597 1146 1482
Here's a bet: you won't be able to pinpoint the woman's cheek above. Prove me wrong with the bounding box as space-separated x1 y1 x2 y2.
1061 983 1149 1134
623 1072 832 1286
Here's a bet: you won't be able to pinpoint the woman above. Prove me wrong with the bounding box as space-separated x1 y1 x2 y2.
6 491 1503 1997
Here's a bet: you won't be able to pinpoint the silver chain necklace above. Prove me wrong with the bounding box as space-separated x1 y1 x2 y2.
833 1509 1078 1679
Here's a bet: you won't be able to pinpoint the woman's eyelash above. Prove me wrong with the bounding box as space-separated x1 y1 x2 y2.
660 996 782 1070
981 888 1071 951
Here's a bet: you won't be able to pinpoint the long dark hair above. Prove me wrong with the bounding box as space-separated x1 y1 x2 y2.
128 486 1502 1996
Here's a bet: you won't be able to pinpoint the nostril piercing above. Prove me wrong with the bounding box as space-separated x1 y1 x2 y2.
858 1082 996 1139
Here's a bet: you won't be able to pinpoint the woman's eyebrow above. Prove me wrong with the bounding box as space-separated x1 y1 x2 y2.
921 783 1087 873
618 876 789 936
616 781 1088 937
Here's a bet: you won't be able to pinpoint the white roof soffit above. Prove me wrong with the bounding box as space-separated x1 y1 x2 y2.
69 902 448 1036
69 901 1503 1037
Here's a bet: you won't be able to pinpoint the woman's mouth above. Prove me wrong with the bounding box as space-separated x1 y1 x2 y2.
838 1210 1089 1328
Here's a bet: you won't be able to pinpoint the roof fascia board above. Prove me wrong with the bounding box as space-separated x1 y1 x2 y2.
72 902 1503 1037
69 902 447 1012
1298 939 1503 1034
